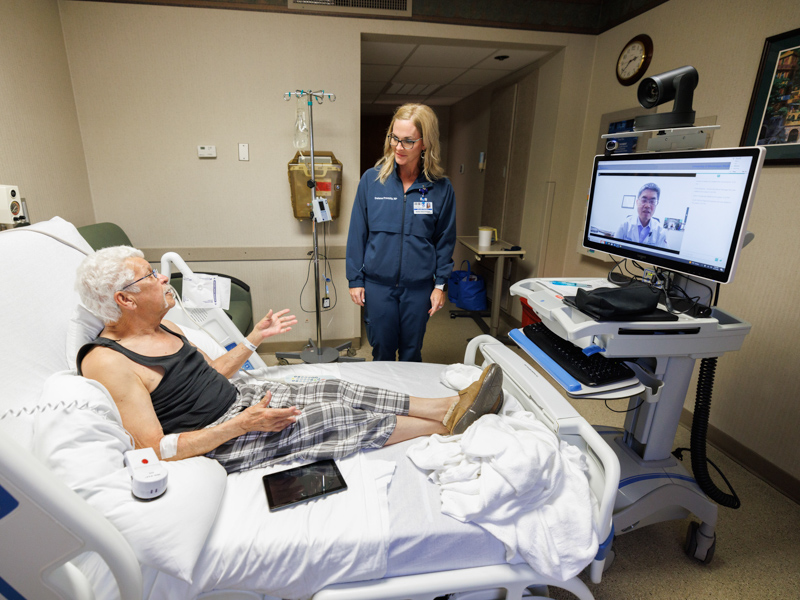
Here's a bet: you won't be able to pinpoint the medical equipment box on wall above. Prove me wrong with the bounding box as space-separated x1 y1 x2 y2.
288 151 342 220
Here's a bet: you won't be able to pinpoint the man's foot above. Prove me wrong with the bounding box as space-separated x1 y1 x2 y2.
443 364 504 435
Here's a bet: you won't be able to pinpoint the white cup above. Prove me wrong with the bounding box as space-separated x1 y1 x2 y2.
478 226 497 247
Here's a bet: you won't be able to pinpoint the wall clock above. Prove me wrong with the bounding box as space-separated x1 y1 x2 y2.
616 34 653 86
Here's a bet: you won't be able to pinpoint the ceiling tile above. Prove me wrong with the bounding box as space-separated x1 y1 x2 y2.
405 45 497 68
474 49 551 71
362 80 387 94
450 69 508 86
433 83 482 98
374 94 430 105
424 96 465 106
362 64 401 82
392 66 466 85
362 41 417 65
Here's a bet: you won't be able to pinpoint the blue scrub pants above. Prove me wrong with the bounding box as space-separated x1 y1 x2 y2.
363 279 432 362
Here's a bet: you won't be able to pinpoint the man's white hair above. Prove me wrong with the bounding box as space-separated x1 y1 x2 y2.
75 246 145 324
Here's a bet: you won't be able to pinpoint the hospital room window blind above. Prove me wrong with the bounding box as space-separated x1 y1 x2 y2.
289 0 411 17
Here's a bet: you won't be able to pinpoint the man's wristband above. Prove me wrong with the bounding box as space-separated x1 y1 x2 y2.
242 339 258 353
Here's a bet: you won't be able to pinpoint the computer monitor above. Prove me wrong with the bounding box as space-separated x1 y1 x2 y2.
582 146 765 284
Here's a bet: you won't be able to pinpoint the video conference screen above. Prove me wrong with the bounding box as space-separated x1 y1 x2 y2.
582 147 765 284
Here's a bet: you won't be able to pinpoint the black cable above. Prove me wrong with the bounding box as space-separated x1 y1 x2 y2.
604 397 644 413
298 251 316 314
673 357 741 509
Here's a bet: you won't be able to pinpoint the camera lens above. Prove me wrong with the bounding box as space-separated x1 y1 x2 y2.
643 81 659 105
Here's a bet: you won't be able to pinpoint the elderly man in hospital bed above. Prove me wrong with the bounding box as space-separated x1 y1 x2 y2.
74 246 504 473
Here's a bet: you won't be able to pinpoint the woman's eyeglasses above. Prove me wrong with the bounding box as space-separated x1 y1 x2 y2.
388 134 423 150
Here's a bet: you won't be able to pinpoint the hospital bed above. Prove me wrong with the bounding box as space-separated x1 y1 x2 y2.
0 217 620 600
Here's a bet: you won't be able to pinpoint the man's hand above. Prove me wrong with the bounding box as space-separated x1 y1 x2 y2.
236 391 301 434
251 309 298 344
349 287 365 307
428 288 446 316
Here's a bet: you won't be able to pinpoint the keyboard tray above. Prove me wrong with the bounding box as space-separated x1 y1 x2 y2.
509 328 644 399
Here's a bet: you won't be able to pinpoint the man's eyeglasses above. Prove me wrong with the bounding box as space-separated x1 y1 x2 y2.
388 134 423 150
638 197 658 205
121 268 159 291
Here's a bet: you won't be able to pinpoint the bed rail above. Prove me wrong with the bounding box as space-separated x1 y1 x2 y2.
312 563 594 600
464 335 620 584
0 435 142 600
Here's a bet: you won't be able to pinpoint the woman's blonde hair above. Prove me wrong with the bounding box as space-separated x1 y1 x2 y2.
375 103 446 184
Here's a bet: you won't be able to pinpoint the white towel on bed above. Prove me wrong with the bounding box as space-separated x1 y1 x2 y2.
406 412 599 581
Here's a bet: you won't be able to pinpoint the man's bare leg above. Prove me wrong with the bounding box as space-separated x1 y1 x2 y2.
408 395 458 422
384 395 456 445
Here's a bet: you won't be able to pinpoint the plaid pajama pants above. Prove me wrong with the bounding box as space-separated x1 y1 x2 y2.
205 379 410 473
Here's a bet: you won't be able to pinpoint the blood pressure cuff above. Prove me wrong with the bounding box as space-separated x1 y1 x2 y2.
575 283 660 320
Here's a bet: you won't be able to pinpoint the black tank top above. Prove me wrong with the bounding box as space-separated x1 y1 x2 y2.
76 325 237 434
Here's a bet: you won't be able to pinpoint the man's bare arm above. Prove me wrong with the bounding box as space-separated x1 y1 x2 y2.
81 347 300 461
163 308 297 378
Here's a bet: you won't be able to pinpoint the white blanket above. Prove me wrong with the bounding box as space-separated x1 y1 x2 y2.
407 412 599 581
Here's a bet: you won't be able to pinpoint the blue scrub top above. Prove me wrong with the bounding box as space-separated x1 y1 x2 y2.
346 164 456 289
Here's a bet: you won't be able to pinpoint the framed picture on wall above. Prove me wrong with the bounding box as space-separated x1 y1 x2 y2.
740 27 800 165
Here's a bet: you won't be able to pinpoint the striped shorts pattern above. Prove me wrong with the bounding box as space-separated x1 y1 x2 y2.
205 379 409 473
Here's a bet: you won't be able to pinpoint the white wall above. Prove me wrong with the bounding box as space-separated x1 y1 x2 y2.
0 0 93 226
53 0 595 348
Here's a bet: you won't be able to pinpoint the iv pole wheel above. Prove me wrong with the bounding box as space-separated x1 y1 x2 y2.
684 521 716 564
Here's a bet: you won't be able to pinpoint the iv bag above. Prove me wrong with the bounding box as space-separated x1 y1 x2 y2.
293 97 309 150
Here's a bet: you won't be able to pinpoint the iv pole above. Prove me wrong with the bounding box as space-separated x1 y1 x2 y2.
277 89 363 364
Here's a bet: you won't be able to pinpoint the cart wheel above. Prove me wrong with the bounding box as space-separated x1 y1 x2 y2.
685 521 716 564
347 347 357 357
278 358 289 366
450 312 457 319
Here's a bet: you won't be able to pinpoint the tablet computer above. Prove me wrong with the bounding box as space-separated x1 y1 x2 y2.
262 459 347 511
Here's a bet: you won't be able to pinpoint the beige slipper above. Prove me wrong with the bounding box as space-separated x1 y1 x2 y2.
443 364 504 434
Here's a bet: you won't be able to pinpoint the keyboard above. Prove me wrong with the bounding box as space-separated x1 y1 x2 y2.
522 322 635 387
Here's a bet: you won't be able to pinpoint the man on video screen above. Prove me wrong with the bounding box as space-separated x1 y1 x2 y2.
615 183 668 248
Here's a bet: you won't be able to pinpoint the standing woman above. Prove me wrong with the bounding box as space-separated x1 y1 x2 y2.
346 103 456 362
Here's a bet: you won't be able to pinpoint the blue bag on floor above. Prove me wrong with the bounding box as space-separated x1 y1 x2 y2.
453 261 487 312
447 260 471 304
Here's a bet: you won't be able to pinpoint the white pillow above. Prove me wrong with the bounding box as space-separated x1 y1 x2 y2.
65 303 105 372
33 371 227 583
177 322 227 360
65 303 227 372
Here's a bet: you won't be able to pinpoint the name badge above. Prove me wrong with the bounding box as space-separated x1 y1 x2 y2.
413 201 433 215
